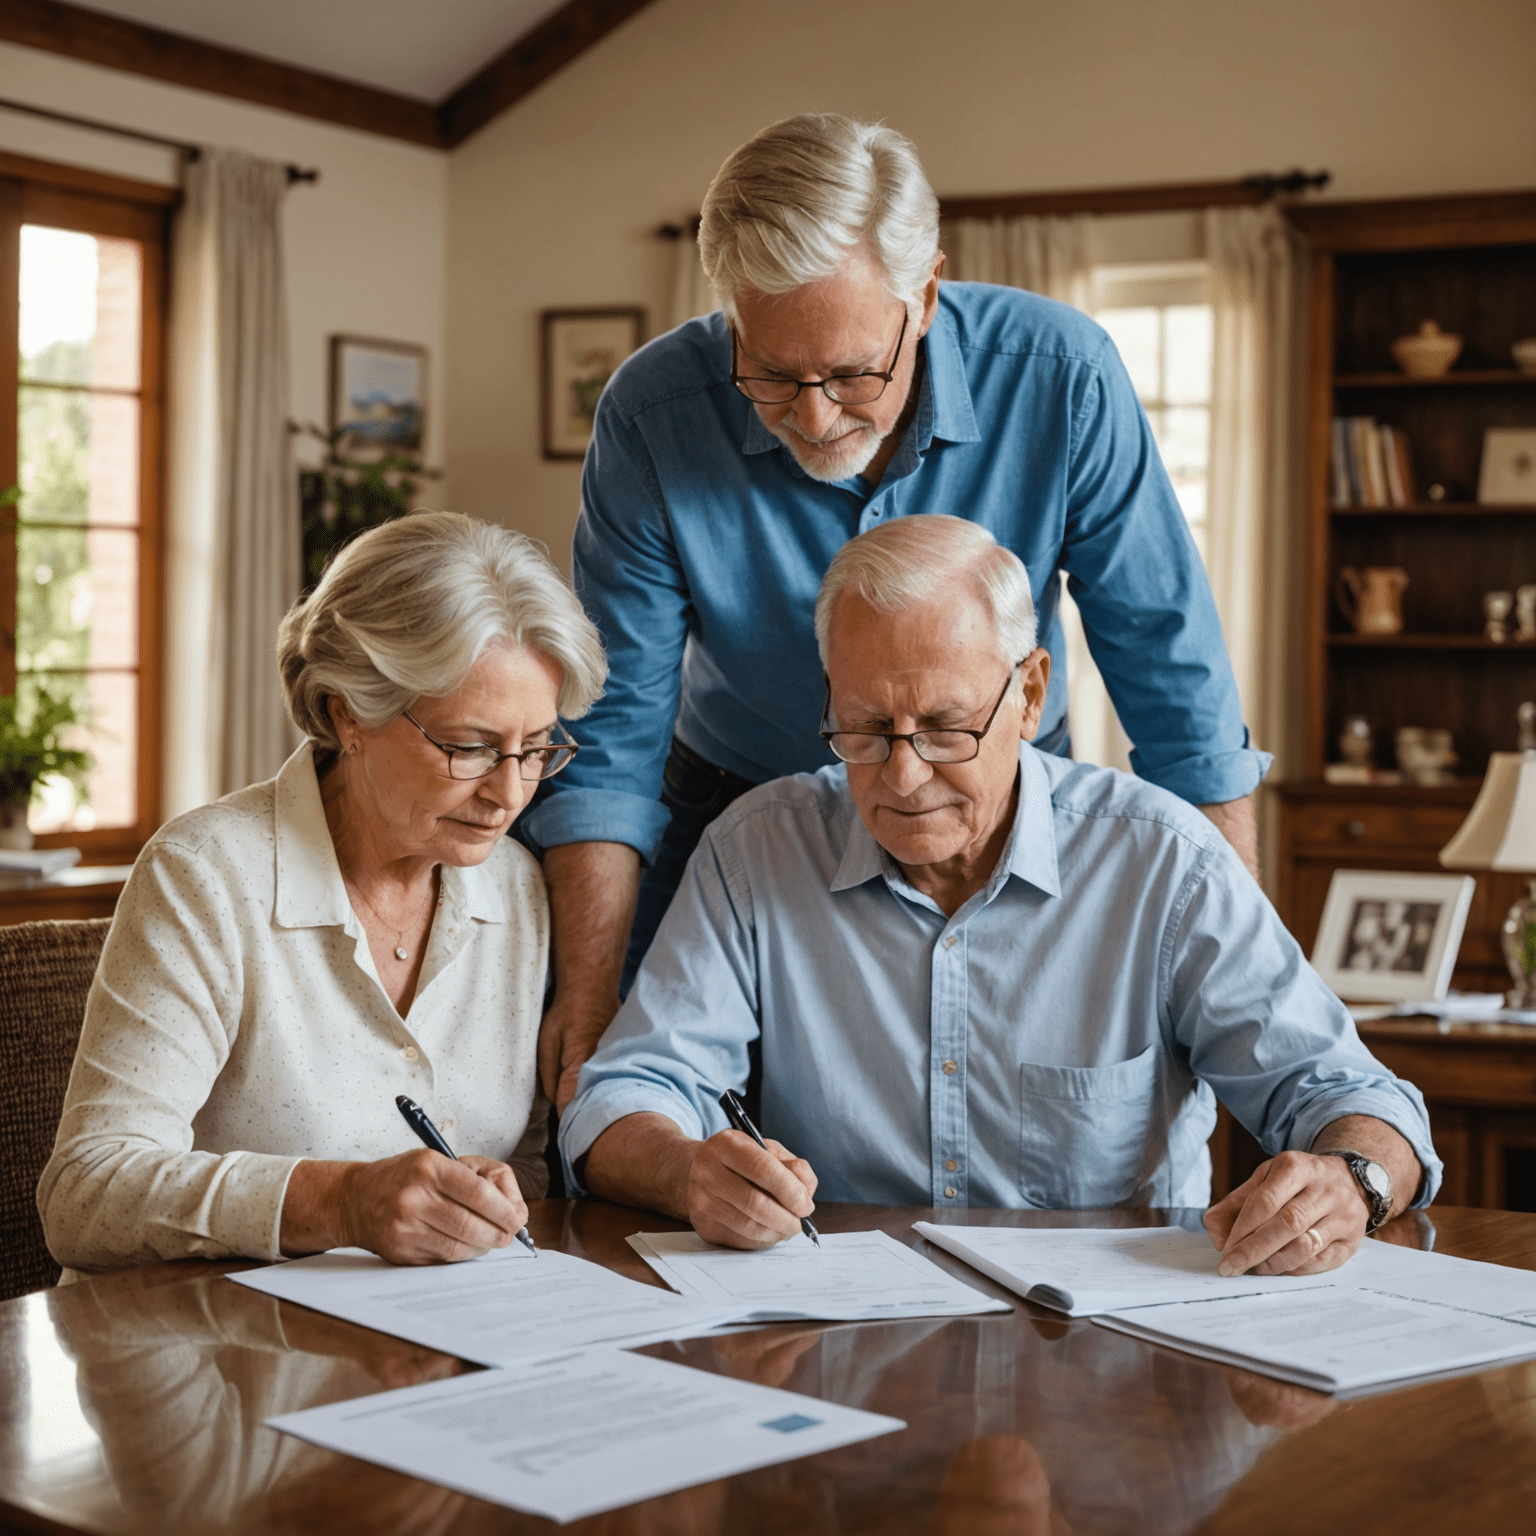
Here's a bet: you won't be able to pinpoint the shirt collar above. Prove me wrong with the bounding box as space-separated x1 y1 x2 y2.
738 300 982 465
828 742 1061 901
273 742 510 929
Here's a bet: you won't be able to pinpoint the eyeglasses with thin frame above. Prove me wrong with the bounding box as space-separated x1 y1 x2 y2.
819 664 1021 765
403 710 580 781
730 308 909 406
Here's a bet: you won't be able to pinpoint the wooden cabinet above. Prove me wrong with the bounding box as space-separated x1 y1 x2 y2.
0 866 128 926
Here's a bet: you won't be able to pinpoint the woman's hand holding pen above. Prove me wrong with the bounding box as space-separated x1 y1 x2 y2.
281 1151 528 1264
686 1131 818 1250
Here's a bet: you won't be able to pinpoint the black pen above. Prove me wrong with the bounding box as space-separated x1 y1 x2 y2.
718 1089 820 1247
395 1094 538 1257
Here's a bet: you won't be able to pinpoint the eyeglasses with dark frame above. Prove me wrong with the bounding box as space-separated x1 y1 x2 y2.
403 710 581 781
819 664 1022 765
730 308 909 406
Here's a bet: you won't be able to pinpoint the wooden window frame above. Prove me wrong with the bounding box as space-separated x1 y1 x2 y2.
0 155 171 864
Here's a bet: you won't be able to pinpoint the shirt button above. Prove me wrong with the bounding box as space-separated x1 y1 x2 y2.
401 1046 419 1061
441 1118 453 1130
944 1187 957 1199
943 934 958 949
942 1060 958 1075
945 1159 958 1172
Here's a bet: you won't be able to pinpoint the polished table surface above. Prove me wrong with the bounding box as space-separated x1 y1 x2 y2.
3 1202 1535 1536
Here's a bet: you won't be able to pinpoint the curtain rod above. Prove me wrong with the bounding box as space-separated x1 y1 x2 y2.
0 97 319 184
655 170 1330 237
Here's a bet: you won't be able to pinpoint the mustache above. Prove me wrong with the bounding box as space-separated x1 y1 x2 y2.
777 418 878 448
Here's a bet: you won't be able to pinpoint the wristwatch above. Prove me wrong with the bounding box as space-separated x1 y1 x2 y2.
1319 1149 1394 1232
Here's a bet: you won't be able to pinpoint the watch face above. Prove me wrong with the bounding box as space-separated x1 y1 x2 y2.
1363 1160 1392 1198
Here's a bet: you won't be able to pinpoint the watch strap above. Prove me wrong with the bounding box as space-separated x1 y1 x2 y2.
1318 1148 1392 1232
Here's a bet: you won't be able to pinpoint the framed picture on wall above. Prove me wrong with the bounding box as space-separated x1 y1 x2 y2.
330 335 428 454
542 308 645 460
1310 869 1476 1003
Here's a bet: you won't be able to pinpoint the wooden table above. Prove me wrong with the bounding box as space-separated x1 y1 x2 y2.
3 1202 1535 1535
0 866 131 927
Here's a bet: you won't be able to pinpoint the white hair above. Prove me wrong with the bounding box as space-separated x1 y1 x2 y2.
814 515 1038 668
278 510 606 753
698 113 939 318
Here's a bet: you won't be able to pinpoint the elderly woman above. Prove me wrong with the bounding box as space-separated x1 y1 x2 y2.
40 511 606 1271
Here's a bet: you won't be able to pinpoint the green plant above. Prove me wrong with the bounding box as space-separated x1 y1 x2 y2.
0 688 92 806
295 424 434 592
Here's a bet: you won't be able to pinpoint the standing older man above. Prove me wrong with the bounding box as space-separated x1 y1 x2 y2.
523 113 1270 1111
562 518 1437 1277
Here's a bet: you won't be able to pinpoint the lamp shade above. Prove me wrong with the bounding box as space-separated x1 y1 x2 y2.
1440 751 1536 871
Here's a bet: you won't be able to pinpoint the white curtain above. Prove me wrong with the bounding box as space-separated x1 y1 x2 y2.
1204 206 1306 808
668 226 716 331
165 148 300 818
944 214 1130 770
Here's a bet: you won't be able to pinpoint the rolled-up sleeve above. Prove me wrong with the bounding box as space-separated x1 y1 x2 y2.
1164 841 1441 1205
558 823 762 1188
1062 335 1270 806
519 392 690 865
37 842 300 1270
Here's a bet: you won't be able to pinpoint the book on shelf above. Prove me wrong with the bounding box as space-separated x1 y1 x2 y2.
1331 417 1418 507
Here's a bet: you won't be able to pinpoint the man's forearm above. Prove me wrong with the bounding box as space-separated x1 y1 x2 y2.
583 1112 695 1219
1199 792 1259 880
543 841 642 1010
1310 1114 1423 1220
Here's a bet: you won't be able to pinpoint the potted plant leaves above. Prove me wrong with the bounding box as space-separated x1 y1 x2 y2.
0 688 91 850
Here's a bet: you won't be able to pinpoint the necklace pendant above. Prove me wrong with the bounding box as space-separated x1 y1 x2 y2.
394 945 408 961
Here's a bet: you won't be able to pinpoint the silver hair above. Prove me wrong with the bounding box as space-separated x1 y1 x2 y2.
278 510 606 753
698 113 939 317
814 515 1038 668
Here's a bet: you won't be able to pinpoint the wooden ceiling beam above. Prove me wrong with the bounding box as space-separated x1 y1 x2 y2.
0 0 660 152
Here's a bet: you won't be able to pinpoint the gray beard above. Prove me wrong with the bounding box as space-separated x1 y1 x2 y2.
770 418 885 483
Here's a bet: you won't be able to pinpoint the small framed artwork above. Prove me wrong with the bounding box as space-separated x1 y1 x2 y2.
330 336 427 454
1478 427 1536 505
542 308 645 460
1310 869 1476 1002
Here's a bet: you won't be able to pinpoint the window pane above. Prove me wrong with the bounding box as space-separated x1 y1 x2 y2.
1097 307 1161 400
16 525 138 672
18 671 137 834
1160 405 1210 482
19 227 142 390
1164 305 1213 405
19 386 140 526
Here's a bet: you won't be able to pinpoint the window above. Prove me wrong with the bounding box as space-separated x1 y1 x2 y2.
1 164 169 859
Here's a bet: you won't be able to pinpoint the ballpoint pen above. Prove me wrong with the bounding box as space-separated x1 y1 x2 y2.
395 1094 538 1257
718 1089 820 1247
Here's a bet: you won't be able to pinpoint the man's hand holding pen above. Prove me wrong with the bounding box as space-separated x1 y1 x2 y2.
686 1130 819 1249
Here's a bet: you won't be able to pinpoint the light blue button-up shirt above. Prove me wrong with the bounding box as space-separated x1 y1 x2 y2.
521 285 1269 864
561 745 1440 1210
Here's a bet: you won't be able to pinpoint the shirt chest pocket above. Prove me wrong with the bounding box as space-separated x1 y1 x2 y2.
1018 1043 1160 1209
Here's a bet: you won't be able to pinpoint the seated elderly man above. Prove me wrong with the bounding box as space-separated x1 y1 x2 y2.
562 515 1440 1279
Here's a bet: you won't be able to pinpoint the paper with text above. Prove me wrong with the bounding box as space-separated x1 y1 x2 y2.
229 1247 738 1364
630 1229 1011 1322
269 1345 904 1523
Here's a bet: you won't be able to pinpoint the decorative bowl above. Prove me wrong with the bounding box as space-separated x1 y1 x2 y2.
1391 320 1462 378
1513 338 1536 375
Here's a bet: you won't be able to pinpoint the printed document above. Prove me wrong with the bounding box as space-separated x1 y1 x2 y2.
1095 1284 1536 1396
269 1345 904 1523
629 1229 1010 1322
229 1247 738 1364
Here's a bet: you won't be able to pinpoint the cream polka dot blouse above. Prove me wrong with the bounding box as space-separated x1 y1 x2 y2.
39 744 551 1272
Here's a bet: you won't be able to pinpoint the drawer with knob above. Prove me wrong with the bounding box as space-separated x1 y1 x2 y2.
1285 798 1472 854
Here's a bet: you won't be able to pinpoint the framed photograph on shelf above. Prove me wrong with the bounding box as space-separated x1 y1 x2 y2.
1478 427 1536 505
330 336 427 454
542 308 645 460
1310 869 1476 1003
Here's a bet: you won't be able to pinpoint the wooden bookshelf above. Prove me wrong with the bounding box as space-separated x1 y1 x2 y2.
1335 369 1536 388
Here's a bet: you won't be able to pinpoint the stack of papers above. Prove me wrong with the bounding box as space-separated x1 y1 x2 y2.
0 846 80 878
916 1220 1536 1398
270 1345 904 1524
629 1229 1011 1322
230 1245 741 1363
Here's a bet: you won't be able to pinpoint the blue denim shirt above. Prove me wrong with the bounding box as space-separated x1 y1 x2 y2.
560 745 1439 1211
521 284 1270 863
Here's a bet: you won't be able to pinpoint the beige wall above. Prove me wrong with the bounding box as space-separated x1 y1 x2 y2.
444 0 1536 566
0 42 450 482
